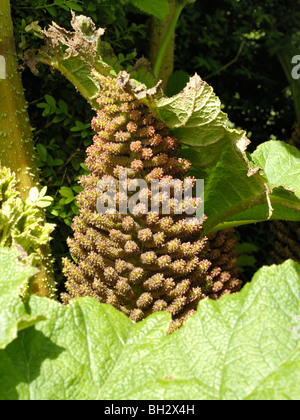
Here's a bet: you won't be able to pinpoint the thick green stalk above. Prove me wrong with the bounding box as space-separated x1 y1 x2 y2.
152 1 184 86
0 0 55 297
0 0 39 197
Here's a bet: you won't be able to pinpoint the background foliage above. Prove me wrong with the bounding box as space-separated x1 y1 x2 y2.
175 0 299 144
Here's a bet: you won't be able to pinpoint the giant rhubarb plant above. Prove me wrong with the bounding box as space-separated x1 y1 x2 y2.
1 8 300 401
26 13 300 329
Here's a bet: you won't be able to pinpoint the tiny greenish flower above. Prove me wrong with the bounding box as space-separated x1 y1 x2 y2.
27 186 53 209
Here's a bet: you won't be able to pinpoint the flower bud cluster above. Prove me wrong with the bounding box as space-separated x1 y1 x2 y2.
62 74 241 332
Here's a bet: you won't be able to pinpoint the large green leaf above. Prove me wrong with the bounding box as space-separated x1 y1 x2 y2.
1 259 299 400
155 74 300 233
251 141 300 197
0 247 43 350
130 0 170 20
213 141 300 230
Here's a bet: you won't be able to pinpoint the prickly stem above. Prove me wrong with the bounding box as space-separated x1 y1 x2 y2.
0 0 56 297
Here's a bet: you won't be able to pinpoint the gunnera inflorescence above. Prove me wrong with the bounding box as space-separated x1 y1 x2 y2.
61 73 241 332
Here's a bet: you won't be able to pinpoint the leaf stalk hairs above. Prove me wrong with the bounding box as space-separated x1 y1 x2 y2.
62 73 241 333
